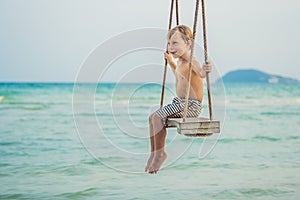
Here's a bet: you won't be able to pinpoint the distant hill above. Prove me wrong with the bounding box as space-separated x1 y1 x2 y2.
217 69 299 84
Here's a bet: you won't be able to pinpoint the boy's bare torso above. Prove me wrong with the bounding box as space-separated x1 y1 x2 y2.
175 59 204 102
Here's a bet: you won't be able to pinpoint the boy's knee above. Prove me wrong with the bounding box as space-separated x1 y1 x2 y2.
149 113 155 122
153 114 163 124
149 113 161 123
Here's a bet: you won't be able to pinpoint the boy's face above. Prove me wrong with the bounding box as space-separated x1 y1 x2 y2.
167 31 191 59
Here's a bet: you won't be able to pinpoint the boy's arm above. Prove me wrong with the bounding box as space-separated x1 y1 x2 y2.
192 60 212 78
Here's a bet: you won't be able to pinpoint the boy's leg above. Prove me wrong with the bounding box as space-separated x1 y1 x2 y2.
148 113 167 174
145 114 156 172
146 98 180 173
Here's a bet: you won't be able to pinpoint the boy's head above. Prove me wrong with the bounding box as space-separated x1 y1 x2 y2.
168 25 193 44
167 25 193 58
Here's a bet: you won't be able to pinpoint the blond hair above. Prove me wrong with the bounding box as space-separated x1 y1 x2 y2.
168 25 193 43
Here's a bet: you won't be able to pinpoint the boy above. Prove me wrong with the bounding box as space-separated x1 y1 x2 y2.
145 25 212 174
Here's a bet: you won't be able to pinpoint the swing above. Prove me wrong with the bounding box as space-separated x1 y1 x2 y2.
160 0 220 137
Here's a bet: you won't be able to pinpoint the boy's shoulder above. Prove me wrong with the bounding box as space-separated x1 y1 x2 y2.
192 58 201 67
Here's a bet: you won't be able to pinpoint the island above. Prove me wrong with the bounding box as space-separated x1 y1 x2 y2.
216 69 299 84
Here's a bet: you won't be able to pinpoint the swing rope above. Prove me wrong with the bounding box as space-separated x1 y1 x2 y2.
182 0 213 122
201 0 213 120
160 0 179 108
182 0 200 122
175 0 180 25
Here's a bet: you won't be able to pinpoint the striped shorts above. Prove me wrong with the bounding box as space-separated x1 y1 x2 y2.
155 97 202 120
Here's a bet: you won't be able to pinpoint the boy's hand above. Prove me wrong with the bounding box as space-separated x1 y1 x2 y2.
202 61 212 73
164 52 176 70
164 52 173 64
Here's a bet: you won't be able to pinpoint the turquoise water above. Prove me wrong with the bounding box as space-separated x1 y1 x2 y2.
0 82 299 199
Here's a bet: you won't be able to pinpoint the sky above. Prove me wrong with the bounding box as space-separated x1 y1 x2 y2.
0 0 299 82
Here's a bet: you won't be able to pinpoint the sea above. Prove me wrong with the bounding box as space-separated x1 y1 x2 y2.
0 82 299 199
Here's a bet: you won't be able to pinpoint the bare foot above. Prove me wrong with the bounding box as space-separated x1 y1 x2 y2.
145 153 154 172
148 152 167 174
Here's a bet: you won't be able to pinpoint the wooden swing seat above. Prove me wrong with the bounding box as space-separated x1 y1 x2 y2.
166 117 220 137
